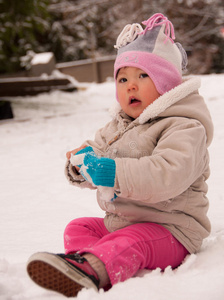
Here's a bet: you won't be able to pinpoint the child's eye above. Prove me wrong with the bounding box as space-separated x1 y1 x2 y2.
140 73 148 78
118 77 127 83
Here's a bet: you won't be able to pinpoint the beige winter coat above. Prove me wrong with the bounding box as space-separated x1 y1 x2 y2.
65 77 213 254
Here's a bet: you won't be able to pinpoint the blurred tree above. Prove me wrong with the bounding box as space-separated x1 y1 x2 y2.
47 0 161 61
0 0 223 74
163 0 224 73
48 0 224 73
0 0 53 74
48 0 128 61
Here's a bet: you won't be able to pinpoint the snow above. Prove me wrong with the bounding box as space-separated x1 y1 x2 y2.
31 53 54 65
0 74 224 299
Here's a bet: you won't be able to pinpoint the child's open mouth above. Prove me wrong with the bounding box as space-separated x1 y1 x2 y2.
129 97 141 106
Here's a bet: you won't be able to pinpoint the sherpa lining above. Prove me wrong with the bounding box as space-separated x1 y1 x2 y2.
110 76 201 124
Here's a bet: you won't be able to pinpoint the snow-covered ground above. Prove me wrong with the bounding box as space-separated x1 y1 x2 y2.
0 74 224 300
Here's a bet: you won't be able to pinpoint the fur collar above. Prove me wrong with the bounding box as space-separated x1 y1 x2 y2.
110 76 201 124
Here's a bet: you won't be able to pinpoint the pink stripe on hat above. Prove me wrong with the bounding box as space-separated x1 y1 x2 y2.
114 51 182 95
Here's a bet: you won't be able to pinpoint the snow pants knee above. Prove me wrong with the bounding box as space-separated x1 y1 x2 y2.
64 217 189 285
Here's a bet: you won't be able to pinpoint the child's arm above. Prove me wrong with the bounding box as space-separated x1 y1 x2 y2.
114 121 208 203
65 120 116 189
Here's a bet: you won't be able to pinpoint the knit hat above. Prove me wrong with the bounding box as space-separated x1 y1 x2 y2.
114 13 187 97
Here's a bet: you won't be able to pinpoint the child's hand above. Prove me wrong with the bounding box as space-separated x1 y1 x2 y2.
70 147 116 187
69 146 95 170
66 145 89 172
81 153 116 187
66 145 87 160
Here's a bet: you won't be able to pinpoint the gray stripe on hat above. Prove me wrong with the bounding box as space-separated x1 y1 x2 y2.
117 26 161 56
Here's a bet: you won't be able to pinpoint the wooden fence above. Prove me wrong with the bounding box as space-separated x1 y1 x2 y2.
0 77 76 97
0 55 115 97
56 55 116 83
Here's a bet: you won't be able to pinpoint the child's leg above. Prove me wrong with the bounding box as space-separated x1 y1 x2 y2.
79 222 189 285
27 221 188 295
64 217 109 254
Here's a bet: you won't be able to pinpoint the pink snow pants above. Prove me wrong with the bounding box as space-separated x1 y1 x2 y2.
64 217 189 286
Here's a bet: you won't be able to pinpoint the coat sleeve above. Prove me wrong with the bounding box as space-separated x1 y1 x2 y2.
64 159 96 189
114 120 209 203
64 121 113 188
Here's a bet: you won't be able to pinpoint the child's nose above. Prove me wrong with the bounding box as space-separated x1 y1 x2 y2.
128 81 138 91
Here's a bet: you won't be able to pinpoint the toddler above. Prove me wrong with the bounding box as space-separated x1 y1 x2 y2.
27 13 213 297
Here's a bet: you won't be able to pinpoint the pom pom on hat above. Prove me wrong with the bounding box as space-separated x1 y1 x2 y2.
114 13 188 98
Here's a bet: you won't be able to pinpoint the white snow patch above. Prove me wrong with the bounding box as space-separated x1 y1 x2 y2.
31 52 54 65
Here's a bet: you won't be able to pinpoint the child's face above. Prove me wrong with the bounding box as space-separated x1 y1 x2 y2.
116 67 160 119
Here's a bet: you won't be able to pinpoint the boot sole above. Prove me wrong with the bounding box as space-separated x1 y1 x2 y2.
27 252 98 297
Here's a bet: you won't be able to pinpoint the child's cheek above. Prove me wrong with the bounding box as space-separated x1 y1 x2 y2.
117 88 126 103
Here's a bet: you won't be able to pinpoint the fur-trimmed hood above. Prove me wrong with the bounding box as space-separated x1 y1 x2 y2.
110 76 213 146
